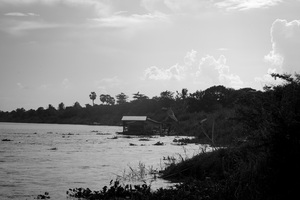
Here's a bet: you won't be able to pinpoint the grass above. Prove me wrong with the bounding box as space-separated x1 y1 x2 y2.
66 136 299 200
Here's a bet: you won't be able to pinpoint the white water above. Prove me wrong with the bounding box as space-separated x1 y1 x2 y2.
0 122 208 199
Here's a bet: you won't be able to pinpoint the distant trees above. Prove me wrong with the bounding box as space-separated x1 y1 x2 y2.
89 92 97 106
159 90 175 107
132 92 149 101
116 92 128 104
0 85 269 126
58 102 65 111
73 102 82 109
100 94 115 105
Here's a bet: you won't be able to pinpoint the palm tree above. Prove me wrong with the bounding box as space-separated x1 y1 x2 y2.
89 92 97 106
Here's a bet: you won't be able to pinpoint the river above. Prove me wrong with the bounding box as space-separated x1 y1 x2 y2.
0 122 208 199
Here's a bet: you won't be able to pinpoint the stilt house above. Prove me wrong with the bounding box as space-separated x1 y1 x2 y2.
121 116 162 135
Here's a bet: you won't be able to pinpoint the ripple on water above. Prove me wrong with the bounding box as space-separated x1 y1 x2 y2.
0 123 205 200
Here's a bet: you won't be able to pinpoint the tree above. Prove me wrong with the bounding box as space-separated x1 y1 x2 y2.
107 96 115 105
159 90 174 107
181 88 188 100
47 104 56 111
58 102 65 111
100 94 115 105
116 92 128 104
160 90 174 99
89 92 97 106
132 92 149 101
176 88 188 100
235 73 300 199
46 104 57 117
100 94 107 104
73 101 82 109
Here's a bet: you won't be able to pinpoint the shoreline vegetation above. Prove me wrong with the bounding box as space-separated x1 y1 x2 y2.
3 73 300 199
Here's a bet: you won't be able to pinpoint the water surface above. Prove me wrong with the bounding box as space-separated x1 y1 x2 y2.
0 122 206 199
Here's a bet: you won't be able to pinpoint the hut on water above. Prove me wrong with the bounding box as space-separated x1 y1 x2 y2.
121 116 162 135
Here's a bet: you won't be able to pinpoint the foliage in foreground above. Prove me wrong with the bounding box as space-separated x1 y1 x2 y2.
67 179 225 200
162 73 300 200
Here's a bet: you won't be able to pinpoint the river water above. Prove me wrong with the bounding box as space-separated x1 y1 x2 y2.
0 122 208 199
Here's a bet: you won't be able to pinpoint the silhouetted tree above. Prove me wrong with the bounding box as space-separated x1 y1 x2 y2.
100 94 115 105
89 92 97 106
159 90 174 107
100 94 107 104
176 88 188 100
132 92 149 101
107 96 115 105
73 102 82 109
58 102 65 111
116 93 128 104
47 104 56 111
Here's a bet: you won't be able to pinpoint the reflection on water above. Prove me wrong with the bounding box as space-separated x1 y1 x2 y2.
0 122 207 199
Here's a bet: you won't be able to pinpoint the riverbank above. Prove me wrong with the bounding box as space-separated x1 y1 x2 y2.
66 139 299 200
66 74 300 200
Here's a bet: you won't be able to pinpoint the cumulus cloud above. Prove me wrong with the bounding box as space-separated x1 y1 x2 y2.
255 68 285 86
197 55 243 88
143 50 243 89
184 49 197 66
264 19 300 74
144 64 186 81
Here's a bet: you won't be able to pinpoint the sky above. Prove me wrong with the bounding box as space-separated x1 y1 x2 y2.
0 0 300 111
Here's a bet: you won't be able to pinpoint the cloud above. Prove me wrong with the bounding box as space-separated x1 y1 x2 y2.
1 19 61 36
0 0 112 16
141 0 282 13
264 19 300 74
197 55 228 83
144 64 186 81
255 68 285 86
184 49 197 66
215 0 282 11
143 50 243 88
141 0 213 14
197 55 243 88
4 12 39 17
88 12 169 29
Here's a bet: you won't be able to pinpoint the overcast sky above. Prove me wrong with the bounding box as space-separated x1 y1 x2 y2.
0 0 300 111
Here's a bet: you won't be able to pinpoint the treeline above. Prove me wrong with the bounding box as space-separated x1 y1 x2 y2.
0 85 256 127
